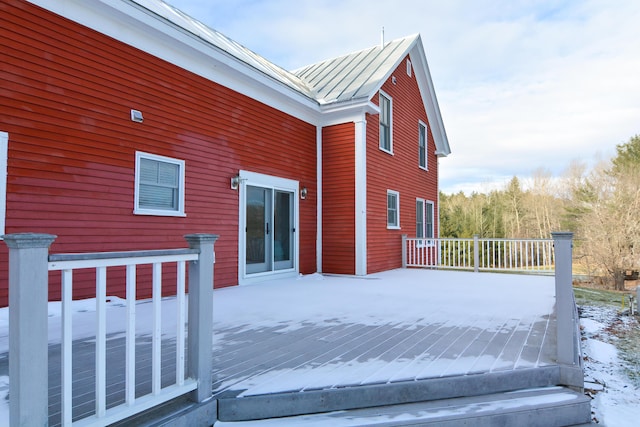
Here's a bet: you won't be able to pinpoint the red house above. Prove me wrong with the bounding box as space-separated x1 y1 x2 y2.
0 0 450 306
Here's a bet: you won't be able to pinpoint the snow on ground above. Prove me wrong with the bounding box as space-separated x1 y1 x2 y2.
580 305 640 426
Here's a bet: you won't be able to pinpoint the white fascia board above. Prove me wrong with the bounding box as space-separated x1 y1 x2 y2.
28 0 323 125
409 42 451 157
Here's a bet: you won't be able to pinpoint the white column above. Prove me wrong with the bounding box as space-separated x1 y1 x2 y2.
3 232 57 427
354 117 367 276
552 232 576 366
316 126 323 273
184 233 219 402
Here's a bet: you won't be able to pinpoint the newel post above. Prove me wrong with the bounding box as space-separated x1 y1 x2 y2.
184 233 219 403
2 233 57 427
401 234 407 268
473 234 480 273
552 232 575 365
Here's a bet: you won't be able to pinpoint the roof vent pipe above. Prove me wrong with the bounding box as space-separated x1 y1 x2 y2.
381 26 385 48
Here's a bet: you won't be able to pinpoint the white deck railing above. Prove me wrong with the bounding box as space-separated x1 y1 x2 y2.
3 233 218 427
403 235 555 274
49 249 198 426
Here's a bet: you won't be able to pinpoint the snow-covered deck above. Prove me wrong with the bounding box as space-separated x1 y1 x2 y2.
210 269 557 398
0 268 566 426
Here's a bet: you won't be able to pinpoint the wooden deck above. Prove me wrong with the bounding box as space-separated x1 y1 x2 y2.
0 269 588 426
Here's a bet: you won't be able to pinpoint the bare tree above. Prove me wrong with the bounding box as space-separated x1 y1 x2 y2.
573 136 640 290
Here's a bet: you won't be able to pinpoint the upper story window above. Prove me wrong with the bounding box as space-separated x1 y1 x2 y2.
135 151 185 216
416 199 434 239
419 121 428 170
406 59 412 77
379 91 393 154
387 190 400 229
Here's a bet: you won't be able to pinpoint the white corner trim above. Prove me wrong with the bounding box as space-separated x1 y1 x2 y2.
316 126 323 273
0 132 7 236
354 117 367 276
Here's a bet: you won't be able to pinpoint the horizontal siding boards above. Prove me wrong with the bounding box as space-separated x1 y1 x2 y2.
322 124 356 274
366 56 439 274
0 1 317 305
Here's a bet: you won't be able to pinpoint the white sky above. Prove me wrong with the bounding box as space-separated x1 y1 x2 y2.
162 0 640 194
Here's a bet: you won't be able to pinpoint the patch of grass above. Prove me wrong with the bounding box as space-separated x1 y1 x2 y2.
574 286 631 309
575 285 640 387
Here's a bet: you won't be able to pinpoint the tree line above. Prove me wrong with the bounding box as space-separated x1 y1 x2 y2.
439 135 640 290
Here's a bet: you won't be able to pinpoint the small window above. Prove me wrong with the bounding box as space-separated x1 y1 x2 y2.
0 131 7 235
419 121 427 170
379 91 393 154
135 151 185 216
406 59 412 77
387 190 400 229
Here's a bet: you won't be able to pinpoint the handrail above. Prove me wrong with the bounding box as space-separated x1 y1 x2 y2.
402 235 555 274
3 233 219 427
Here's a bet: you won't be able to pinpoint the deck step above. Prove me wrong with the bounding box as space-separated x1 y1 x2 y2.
217 366 561 421
214 386 592 426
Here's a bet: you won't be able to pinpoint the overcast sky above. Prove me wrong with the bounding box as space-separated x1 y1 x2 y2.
164 0 640 194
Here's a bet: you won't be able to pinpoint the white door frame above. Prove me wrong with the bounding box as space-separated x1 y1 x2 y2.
238 170 300 284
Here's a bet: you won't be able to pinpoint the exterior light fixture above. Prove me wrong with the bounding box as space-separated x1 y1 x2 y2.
301 187 308 199
231 175 240 190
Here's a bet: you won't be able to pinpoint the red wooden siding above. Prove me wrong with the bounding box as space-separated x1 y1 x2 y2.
322 123 356 274
366 56 439 273
0 1 317 306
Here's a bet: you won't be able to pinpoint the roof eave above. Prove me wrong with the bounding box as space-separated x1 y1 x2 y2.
408 38 451 157
317 99 378 126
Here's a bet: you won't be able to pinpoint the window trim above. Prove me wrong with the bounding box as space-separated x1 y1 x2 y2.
134 151 186 217
416 199 425 239
379 91 393 154
406 59 412 77
387 189 400 229
416 198 434 239
418 120 428 170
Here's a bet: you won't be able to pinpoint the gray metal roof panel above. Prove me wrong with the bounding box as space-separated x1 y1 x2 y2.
132 0 315 98
293 35 419 104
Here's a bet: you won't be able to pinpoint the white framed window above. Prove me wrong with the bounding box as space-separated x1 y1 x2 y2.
0 131 7 236
387 190 400 229
379 91 393 154
419 121 428 170
406 59 412 77
134 151 185 216
416 199 434 239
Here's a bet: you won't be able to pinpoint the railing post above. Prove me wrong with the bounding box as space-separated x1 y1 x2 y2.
552 232 575 365
473 234 479 272
401 234 407 268
184 233 219 403
2 233 57 427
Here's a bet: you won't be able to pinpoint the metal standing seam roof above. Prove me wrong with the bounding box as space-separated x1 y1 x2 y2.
132 0 316 98
134 0 417 107
292 35 419 105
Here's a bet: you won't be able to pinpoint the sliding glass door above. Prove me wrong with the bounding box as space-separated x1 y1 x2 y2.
245 185 294 275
